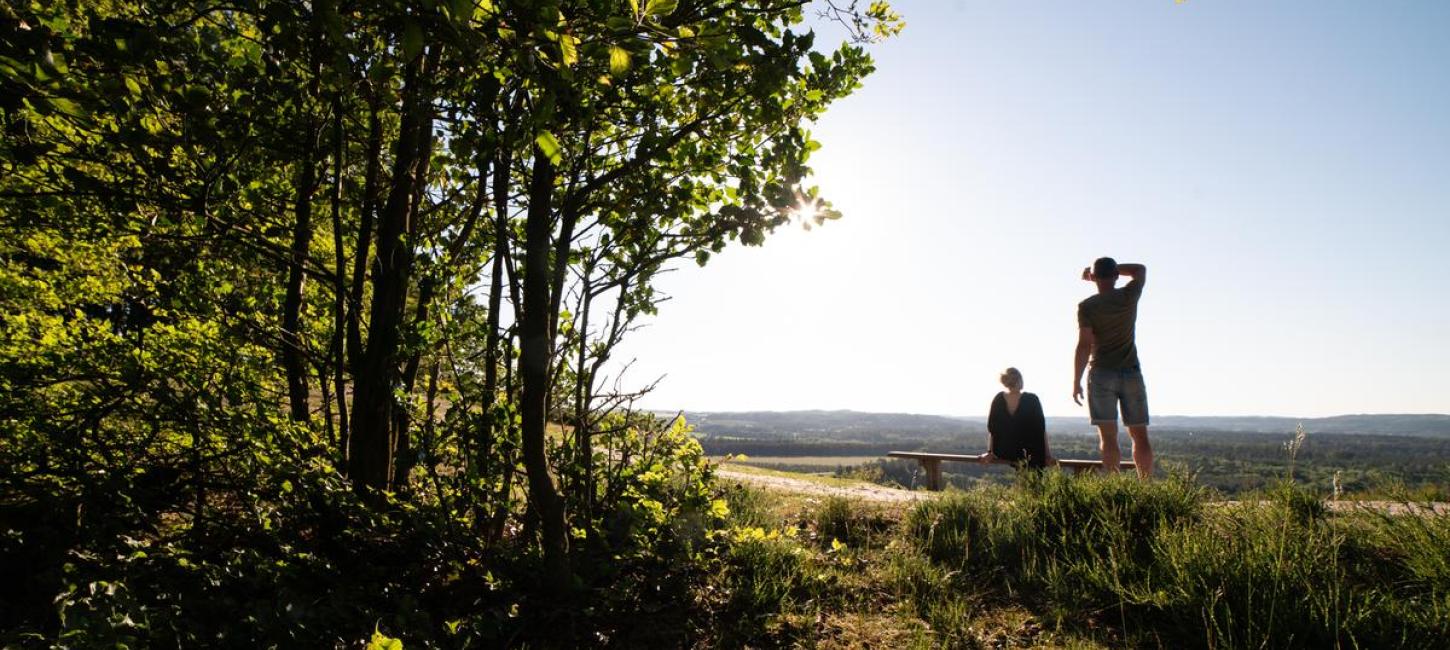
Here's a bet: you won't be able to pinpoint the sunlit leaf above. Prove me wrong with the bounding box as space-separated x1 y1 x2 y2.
644 0 678 18
43 96 87 119
366 628 404 650
535 131 562 165
608 45 631 76
559 34 578 67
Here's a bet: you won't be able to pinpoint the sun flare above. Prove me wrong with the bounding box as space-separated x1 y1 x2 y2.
790 202 818 223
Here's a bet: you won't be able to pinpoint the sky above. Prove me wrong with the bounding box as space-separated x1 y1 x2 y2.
610 0 1450 419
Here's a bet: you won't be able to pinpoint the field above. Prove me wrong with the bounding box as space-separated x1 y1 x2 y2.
695 414 1450 499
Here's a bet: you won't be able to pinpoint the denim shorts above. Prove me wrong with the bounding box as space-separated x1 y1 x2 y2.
1087 366 1150 426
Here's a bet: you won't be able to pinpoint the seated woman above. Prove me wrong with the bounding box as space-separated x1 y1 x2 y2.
981 367 1052 469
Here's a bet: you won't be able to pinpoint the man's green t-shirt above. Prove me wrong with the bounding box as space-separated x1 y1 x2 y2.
1077 280 1143 370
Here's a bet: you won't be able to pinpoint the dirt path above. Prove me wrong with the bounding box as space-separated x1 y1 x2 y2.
716 467 1450 515
715 468 933 504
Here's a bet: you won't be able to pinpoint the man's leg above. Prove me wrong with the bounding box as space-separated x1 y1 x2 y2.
1127 425 1153 479
1096 422 1121 473
1121 369 1152 479
1087 370 1121 473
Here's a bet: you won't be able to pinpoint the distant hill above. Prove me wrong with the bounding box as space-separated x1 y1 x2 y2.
681 409 972 443
678 409 1450 441
1131 414 1450 437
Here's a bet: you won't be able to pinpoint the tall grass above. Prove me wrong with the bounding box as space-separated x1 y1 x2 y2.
903 471 1450 648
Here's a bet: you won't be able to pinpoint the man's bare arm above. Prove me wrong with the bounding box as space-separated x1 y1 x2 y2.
1117 263 1146 286
1073 326 1094 405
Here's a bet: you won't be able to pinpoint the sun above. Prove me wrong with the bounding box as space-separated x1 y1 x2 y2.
789 201 819 224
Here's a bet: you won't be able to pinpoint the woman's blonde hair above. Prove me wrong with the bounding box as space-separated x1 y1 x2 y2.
1000 367 1023 390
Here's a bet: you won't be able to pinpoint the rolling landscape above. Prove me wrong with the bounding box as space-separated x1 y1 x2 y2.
689 410 1450 497
5 0 1449 647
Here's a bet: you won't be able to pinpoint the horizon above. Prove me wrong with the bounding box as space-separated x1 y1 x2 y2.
612 0 1450 419
660 406 1450 421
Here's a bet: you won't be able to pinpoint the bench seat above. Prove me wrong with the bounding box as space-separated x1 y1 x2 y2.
887 451 1136 490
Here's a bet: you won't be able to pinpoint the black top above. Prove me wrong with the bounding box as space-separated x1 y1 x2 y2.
988 392 1048 468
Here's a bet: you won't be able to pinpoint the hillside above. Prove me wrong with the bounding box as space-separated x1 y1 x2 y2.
708 466 1450 648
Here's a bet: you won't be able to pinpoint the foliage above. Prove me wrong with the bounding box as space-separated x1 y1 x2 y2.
0 410 747 646
0 0 898 644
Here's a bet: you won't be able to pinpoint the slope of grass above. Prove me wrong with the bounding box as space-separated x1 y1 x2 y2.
707 471 1450 648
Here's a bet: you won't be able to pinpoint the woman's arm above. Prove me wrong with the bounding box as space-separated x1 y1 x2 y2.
983 394 1003 463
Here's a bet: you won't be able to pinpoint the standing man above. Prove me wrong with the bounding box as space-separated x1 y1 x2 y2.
1073 257 1153 478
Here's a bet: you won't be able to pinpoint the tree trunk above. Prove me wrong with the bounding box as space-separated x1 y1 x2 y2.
480 145 509 477
282 125 321 422
393 272 434 485
346 93 384 372
329 99 350 458
573 270 594 524
348 48 433 492
520 146 570 591
281 4 333 423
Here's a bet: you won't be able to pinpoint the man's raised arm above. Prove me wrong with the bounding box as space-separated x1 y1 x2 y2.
1117 263 1147 287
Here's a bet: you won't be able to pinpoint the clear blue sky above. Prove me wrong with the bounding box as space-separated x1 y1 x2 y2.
612 0 1450 418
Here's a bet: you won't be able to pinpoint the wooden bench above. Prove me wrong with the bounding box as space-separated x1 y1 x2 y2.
886 451 1136 490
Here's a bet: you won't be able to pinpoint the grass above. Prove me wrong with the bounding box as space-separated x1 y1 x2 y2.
705 470 1450 648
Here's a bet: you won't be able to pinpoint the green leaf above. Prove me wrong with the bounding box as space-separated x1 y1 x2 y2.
644 0 678 18
124 77 142 97
366 628 404 650
559 34 578 67
450 0 472 22
534 132 562 165
43 96 87 119
402 19 424 62
608 45 630 76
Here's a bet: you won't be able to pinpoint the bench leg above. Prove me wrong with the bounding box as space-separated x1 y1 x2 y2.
923 459 942 491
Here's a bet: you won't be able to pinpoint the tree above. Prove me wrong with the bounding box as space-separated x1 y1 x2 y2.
1 0 898 607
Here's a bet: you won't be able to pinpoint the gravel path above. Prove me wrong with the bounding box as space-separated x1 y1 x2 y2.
715 468 933 504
